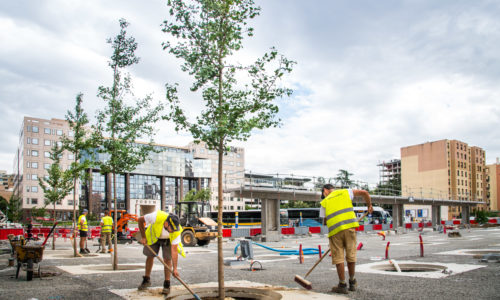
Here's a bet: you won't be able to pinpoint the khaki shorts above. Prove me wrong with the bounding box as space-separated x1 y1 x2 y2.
329 228 357 264
143 239 172 260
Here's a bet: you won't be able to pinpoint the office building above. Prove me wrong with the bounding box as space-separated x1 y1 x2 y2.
401 139 487 220
188 141 245 211
13 116 212 219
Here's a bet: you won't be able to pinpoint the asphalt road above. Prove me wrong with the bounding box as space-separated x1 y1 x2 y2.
1 226 500 300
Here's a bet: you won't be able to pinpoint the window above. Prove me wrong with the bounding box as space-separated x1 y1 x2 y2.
31 186 38 193
32 138 38 145
44 128 51 134
31 198 38 204
31 174 38 180
31 162 38 169
57 141 62 147
68 153 74 160
44 140 51 146
44 163 50 169
237 162 241 167
32 150 38 157
68 130 74 137
56 129 63 136
32 126 39 133
44 151 50 158
27 137 31 144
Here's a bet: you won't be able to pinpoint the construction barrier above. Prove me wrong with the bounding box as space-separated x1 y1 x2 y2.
0 228 24 240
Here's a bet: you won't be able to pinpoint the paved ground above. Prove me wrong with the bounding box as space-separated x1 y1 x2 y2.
1 226 500 299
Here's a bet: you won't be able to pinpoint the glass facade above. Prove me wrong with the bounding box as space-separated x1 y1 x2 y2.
81 143 211 214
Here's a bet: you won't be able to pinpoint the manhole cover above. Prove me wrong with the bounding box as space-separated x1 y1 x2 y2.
373 263 447 273
166 287 282 300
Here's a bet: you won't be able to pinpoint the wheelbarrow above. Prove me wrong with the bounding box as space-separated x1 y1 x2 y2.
13 222 58 281
15 244 44 281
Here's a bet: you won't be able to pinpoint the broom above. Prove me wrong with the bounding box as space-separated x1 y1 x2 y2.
294 211 369 290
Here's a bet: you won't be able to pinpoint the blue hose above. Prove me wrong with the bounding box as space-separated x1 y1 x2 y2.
234 241 324 256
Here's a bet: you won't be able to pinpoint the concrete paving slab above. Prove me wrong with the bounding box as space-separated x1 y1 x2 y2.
355 260 484 278
436 248 500 256
57 263 166 275
109 280 347 300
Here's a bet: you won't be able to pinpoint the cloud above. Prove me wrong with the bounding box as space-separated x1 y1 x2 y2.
1 0 499 186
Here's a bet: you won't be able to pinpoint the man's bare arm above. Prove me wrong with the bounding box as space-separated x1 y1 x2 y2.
353 190 373 214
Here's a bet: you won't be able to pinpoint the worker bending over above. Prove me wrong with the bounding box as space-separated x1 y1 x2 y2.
320 184 373 294
137 210 183 295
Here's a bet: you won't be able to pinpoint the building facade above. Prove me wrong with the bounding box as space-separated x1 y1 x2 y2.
13 117 76 219
81 143 212 216
13 116 213 219
401 139 487 220
486 160 500 212
0 170 14 201
377 159 401 186
188 142 245 211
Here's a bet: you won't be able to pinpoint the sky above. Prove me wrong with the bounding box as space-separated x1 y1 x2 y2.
1 0 499 186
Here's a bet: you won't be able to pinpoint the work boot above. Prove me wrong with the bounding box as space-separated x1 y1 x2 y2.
79 248 86 255
100 249 106 254
349 279 357 291
162 280 170 295
331 282 348 294
138 276 151 290
108 249 113 253
85 248 91 254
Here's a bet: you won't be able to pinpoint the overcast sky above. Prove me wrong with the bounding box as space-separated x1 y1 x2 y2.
1 0 499 185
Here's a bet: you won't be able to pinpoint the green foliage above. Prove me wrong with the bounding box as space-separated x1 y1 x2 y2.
334 169 354 188
93 19 164 177
183 188 212 202
474 210 489 224
314 177 326 189
38 143 74 212
6 194 23 223
281 201 320 209
374 174 401 196
0 195 6 212
30 206 47 218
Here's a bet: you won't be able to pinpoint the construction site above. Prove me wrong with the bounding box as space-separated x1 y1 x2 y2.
1 220 500 300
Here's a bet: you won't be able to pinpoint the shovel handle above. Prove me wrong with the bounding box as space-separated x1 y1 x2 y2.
42 222 58 246
143 243 200 300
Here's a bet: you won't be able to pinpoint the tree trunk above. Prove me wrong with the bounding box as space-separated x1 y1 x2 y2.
72 172 77 257
113 172 118 270
52 202 56 250
217 142 224 300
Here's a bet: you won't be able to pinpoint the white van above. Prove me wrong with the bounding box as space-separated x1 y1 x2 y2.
353 206 392 224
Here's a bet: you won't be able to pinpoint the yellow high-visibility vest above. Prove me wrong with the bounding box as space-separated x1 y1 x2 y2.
320 189 359 237
145 211 185 257
101 216 113 233
78 214 88 231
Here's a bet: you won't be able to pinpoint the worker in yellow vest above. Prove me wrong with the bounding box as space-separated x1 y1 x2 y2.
320 184 373 294
137 211 184 296
78 209 89 254
100 210 113 253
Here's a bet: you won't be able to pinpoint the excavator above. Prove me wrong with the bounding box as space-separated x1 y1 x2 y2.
176 201 217 247
109 210 138 243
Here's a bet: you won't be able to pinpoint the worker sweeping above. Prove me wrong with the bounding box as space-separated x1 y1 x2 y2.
320 184 373 294
137 210 185 296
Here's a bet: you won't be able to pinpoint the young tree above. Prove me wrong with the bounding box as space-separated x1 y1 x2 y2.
334 169 354 188
62 93 94 257
93 19 164 270
162 1 294 297
38 144 74 250
6 195 23 223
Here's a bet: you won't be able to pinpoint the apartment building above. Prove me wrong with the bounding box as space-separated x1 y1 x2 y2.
401 139 487 220
0 170 14 201
13 117 76 219
486 159 500 212
188 142 245 211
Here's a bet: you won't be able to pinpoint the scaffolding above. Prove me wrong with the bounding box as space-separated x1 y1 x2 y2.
377 159 401 185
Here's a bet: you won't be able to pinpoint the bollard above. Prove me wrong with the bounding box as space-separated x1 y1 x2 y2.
299 244 304 264
318 245 322 259
385 242 390 259
443 225 447 234
357 242 363 250
377 231 386 240
419 234 424 257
